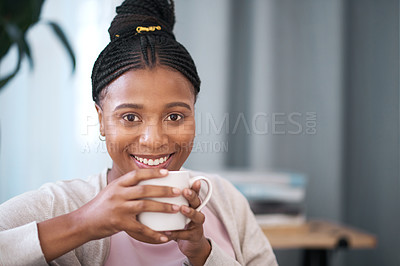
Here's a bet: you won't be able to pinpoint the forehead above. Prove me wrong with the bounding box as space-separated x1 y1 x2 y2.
102 67 195 108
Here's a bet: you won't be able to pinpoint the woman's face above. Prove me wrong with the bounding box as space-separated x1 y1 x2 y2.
96 67 196 180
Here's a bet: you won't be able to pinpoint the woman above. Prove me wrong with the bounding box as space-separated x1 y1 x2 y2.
0 0 277 265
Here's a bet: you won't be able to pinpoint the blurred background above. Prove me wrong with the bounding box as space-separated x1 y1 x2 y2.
0 0 398 265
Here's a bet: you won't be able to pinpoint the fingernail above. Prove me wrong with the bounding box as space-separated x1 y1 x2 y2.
172 204 180 211
160 236 168 242
164 231 172 235
160 169 168 175
182 205 190 213
186 189 193 196
172 188 181 195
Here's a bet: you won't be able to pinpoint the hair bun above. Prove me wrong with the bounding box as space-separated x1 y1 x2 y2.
108 0 175 40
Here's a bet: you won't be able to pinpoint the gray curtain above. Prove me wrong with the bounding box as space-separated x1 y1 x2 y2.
220 0 399 266
343 0 400 265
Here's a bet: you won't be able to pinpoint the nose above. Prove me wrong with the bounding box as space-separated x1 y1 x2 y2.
139 123 168 150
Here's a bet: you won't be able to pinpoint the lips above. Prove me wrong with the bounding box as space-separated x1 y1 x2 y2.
130 153 174 169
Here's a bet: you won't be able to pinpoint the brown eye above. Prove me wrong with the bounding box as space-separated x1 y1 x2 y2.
123 114 139 122
166 114 183 121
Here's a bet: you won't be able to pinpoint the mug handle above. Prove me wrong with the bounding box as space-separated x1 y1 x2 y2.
186 176 213 225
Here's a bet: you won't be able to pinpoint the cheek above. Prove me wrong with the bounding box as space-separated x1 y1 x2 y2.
104 125 140 155
168 118 195 136
170 122 195 151
105 136 127 157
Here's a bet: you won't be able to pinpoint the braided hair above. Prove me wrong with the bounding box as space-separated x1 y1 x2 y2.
91 0 201 105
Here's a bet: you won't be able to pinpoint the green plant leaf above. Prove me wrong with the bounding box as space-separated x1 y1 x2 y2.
0 21 13 60
21 35 33 69
0 71 18 89
4 23 24 46
0 41 23 90
0 0 44 32
4 22 33 69
0 0 43 65
46 21 76 72
29 0 45 23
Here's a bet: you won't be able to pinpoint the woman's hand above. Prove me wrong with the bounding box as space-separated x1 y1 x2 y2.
38 169 181 262
75 169 180 243
164 181 211 266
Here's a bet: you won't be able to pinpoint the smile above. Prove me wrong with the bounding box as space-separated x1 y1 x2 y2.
130 153 174 168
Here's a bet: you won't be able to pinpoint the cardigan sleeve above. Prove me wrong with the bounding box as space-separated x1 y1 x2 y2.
182 238 241 266
0 222 48 266
0 190 53 265
240 200 277 266
0 173 109 266
203 238 241 266
212 176 278 266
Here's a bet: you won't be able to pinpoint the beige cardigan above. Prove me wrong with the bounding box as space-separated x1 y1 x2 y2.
0 169 277 266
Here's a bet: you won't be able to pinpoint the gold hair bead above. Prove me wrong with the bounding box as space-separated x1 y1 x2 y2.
136 26 162 34
115 34 120 38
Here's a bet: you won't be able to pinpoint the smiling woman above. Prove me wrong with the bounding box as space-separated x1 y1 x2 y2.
0 0 277 265
97 67 196 181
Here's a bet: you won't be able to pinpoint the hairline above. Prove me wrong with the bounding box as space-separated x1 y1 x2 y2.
96 64 198 108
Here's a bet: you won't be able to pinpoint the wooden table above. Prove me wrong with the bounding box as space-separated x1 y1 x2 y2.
260 220 377 266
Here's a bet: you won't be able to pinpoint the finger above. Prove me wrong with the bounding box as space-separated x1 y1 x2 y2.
180 205 205 225
183 188 201 209
164 229 190 241
191 180 201 194
126 223 170 244
163 225 203 242
126 200 180 214
119 169 169 186
122 184 181 200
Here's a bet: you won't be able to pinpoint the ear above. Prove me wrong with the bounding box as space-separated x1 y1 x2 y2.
95 103 105 136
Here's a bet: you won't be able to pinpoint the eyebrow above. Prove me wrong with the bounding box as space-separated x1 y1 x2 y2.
113 102 192 112
165 102 192 111
114 103 144 111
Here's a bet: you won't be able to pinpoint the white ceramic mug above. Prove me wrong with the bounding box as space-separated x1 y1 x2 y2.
137 171 213 231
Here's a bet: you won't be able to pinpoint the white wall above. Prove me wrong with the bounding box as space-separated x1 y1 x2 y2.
0 0 123 202
0 0 231 202
175 0 231 171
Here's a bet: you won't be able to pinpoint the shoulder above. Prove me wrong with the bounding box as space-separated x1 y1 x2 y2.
38 168 108 214
39 168 108 203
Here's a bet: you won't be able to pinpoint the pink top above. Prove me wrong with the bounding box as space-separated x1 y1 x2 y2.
104 207 235 265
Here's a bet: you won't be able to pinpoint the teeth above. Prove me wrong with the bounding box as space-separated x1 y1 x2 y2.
133 155 170 166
